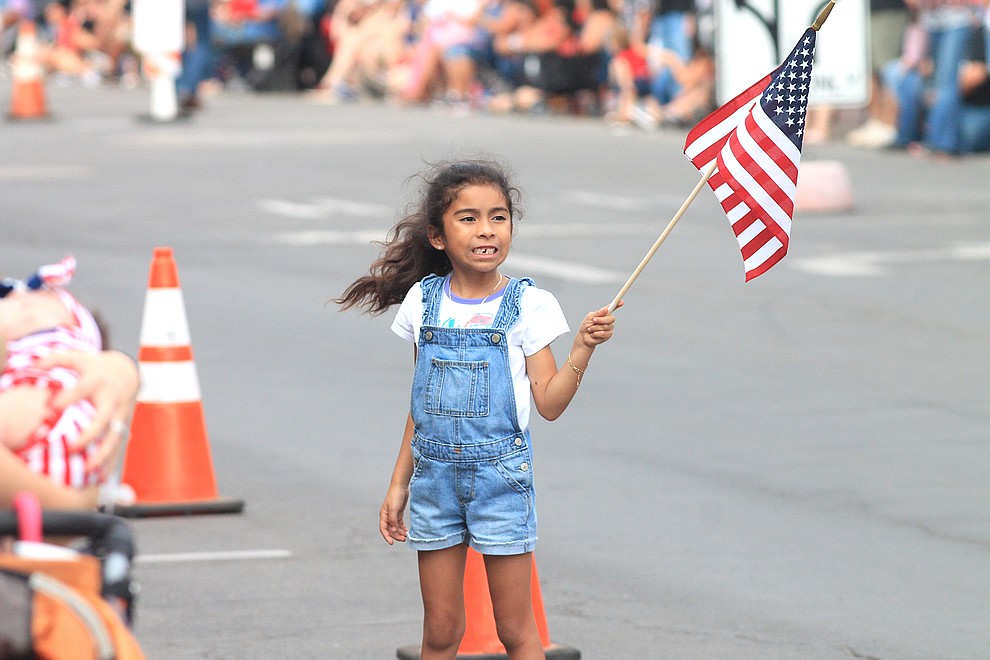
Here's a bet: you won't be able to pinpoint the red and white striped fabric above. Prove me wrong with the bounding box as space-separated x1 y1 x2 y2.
684 28 817 281
0 257 104 487
2 327 102 487
35 255 76 288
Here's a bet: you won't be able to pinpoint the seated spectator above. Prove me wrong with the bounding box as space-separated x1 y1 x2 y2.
291 0 332 90
959 15 990 152
846 0 910 148
390 0 486 107
606 0 653 124
82 0 132 83
0 258 138 510
488 0 613 113
0 347 137 509
40 0 102 86
891 8 990 156
211 0 289 81
630 32 714 130
645 0 695 107
0 258 107 490
311 0 412 103
887 7 931 149
913 0 985 157
469 0 540 100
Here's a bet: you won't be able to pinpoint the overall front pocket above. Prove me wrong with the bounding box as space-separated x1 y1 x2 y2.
424 358 490 417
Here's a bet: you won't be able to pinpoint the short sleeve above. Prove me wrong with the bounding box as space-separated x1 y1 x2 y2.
390 282 423 343
517 286 569 356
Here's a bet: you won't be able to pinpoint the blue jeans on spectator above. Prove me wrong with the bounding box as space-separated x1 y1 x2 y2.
177 0 213 102
647 12 693 105
961 106 990 152
924 24 973 154
884 60 925 146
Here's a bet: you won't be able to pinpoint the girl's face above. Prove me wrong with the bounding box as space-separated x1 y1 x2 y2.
430 183 512 277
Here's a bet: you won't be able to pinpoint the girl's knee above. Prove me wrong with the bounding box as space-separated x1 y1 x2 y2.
422 613 465 652
493 611 540 653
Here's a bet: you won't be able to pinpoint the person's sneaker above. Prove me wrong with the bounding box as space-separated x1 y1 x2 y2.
847 119 896 148
631 102 659 132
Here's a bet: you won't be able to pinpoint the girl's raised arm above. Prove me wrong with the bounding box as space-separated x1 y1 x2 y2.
527 303 619 421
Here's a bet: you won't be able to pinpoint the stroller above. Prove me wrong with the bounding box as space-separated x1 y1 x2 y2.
0 492 144 659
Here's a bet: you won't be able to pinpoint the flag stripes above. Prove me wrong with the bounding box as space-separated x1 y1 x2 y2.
684 27 818 281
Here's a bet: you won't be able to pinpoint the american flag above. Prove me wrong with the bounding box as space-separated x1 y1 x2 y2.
684 28 817 281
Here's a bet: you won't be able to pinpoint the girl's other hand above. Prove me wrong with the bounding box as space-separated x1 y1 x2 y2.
380 484 409 545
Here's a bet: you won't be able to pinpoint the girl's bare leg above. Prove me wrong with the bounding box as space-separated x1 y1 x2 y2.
484 552 543 659
418 544 468 659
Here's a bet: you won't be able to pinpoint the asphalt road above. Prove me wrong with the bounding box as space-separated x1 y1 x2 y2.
2 81 989 659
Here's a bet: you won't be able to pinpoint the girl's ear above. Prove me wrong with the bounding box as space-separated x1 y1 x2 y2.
427 227 445 251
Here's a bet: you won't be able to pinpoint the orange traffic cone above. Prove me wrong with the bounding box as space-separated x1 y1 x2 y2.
397 548 580 659
115 247 244 517
7 20 50 121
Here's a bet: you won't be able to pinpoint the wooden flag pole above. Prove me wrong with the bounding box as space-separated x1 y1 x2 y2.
608 161 718 313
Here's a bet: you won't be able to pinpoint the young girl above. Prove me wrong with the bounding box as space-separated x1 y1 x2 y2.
336 157 619 659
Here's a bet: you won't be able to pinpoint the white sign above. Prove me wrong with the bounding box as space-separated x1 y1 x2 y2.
714 0 869 107
132 0 185 54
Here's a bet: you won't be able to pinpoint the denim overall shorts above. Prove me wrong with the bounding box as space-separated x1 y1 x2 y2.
407 275 537 555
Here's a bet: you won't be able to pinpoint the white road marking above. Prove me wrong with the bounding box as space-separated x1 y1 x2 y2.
270 229 386 245
517 223 655 238
791 242 990 276
564 190 690 211
135 549 292 564
257 197 391 220
0 165 92 181
503 253 626 284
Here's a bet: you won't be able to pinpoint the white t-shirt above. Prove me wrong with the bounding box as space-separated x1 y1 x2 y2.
391 277 569 430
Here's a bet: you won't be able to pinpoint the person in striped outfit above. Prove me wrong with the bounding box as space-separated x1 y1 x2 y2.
0 257 134 508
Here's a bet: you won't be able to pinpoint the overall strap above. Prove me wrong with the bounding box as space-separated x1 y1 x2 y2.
491 277 535 330
419 274 446 326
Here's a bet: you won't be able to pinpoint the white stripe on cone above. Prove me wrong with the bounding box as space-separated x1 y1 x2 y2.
138 361 202 403
140 289 191 346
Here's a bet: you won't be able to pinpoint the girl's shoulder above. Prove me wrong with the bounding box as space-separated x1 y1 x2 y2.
514 278 563 312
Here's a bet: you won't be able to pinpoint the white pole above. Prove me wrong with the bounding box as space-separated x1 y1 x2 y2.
132 0 184 122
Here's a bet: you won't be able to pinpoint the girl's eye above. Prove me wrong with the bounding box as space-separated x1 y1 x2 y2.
459 215 476 223
491 214 508 223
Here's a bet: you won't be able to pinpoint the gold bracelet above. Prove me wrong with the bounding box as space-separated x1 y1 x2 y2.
567 353 587 387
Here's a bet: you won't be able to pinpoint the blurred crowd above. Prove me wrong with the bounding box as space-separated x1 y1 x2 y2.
1 0 989 157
